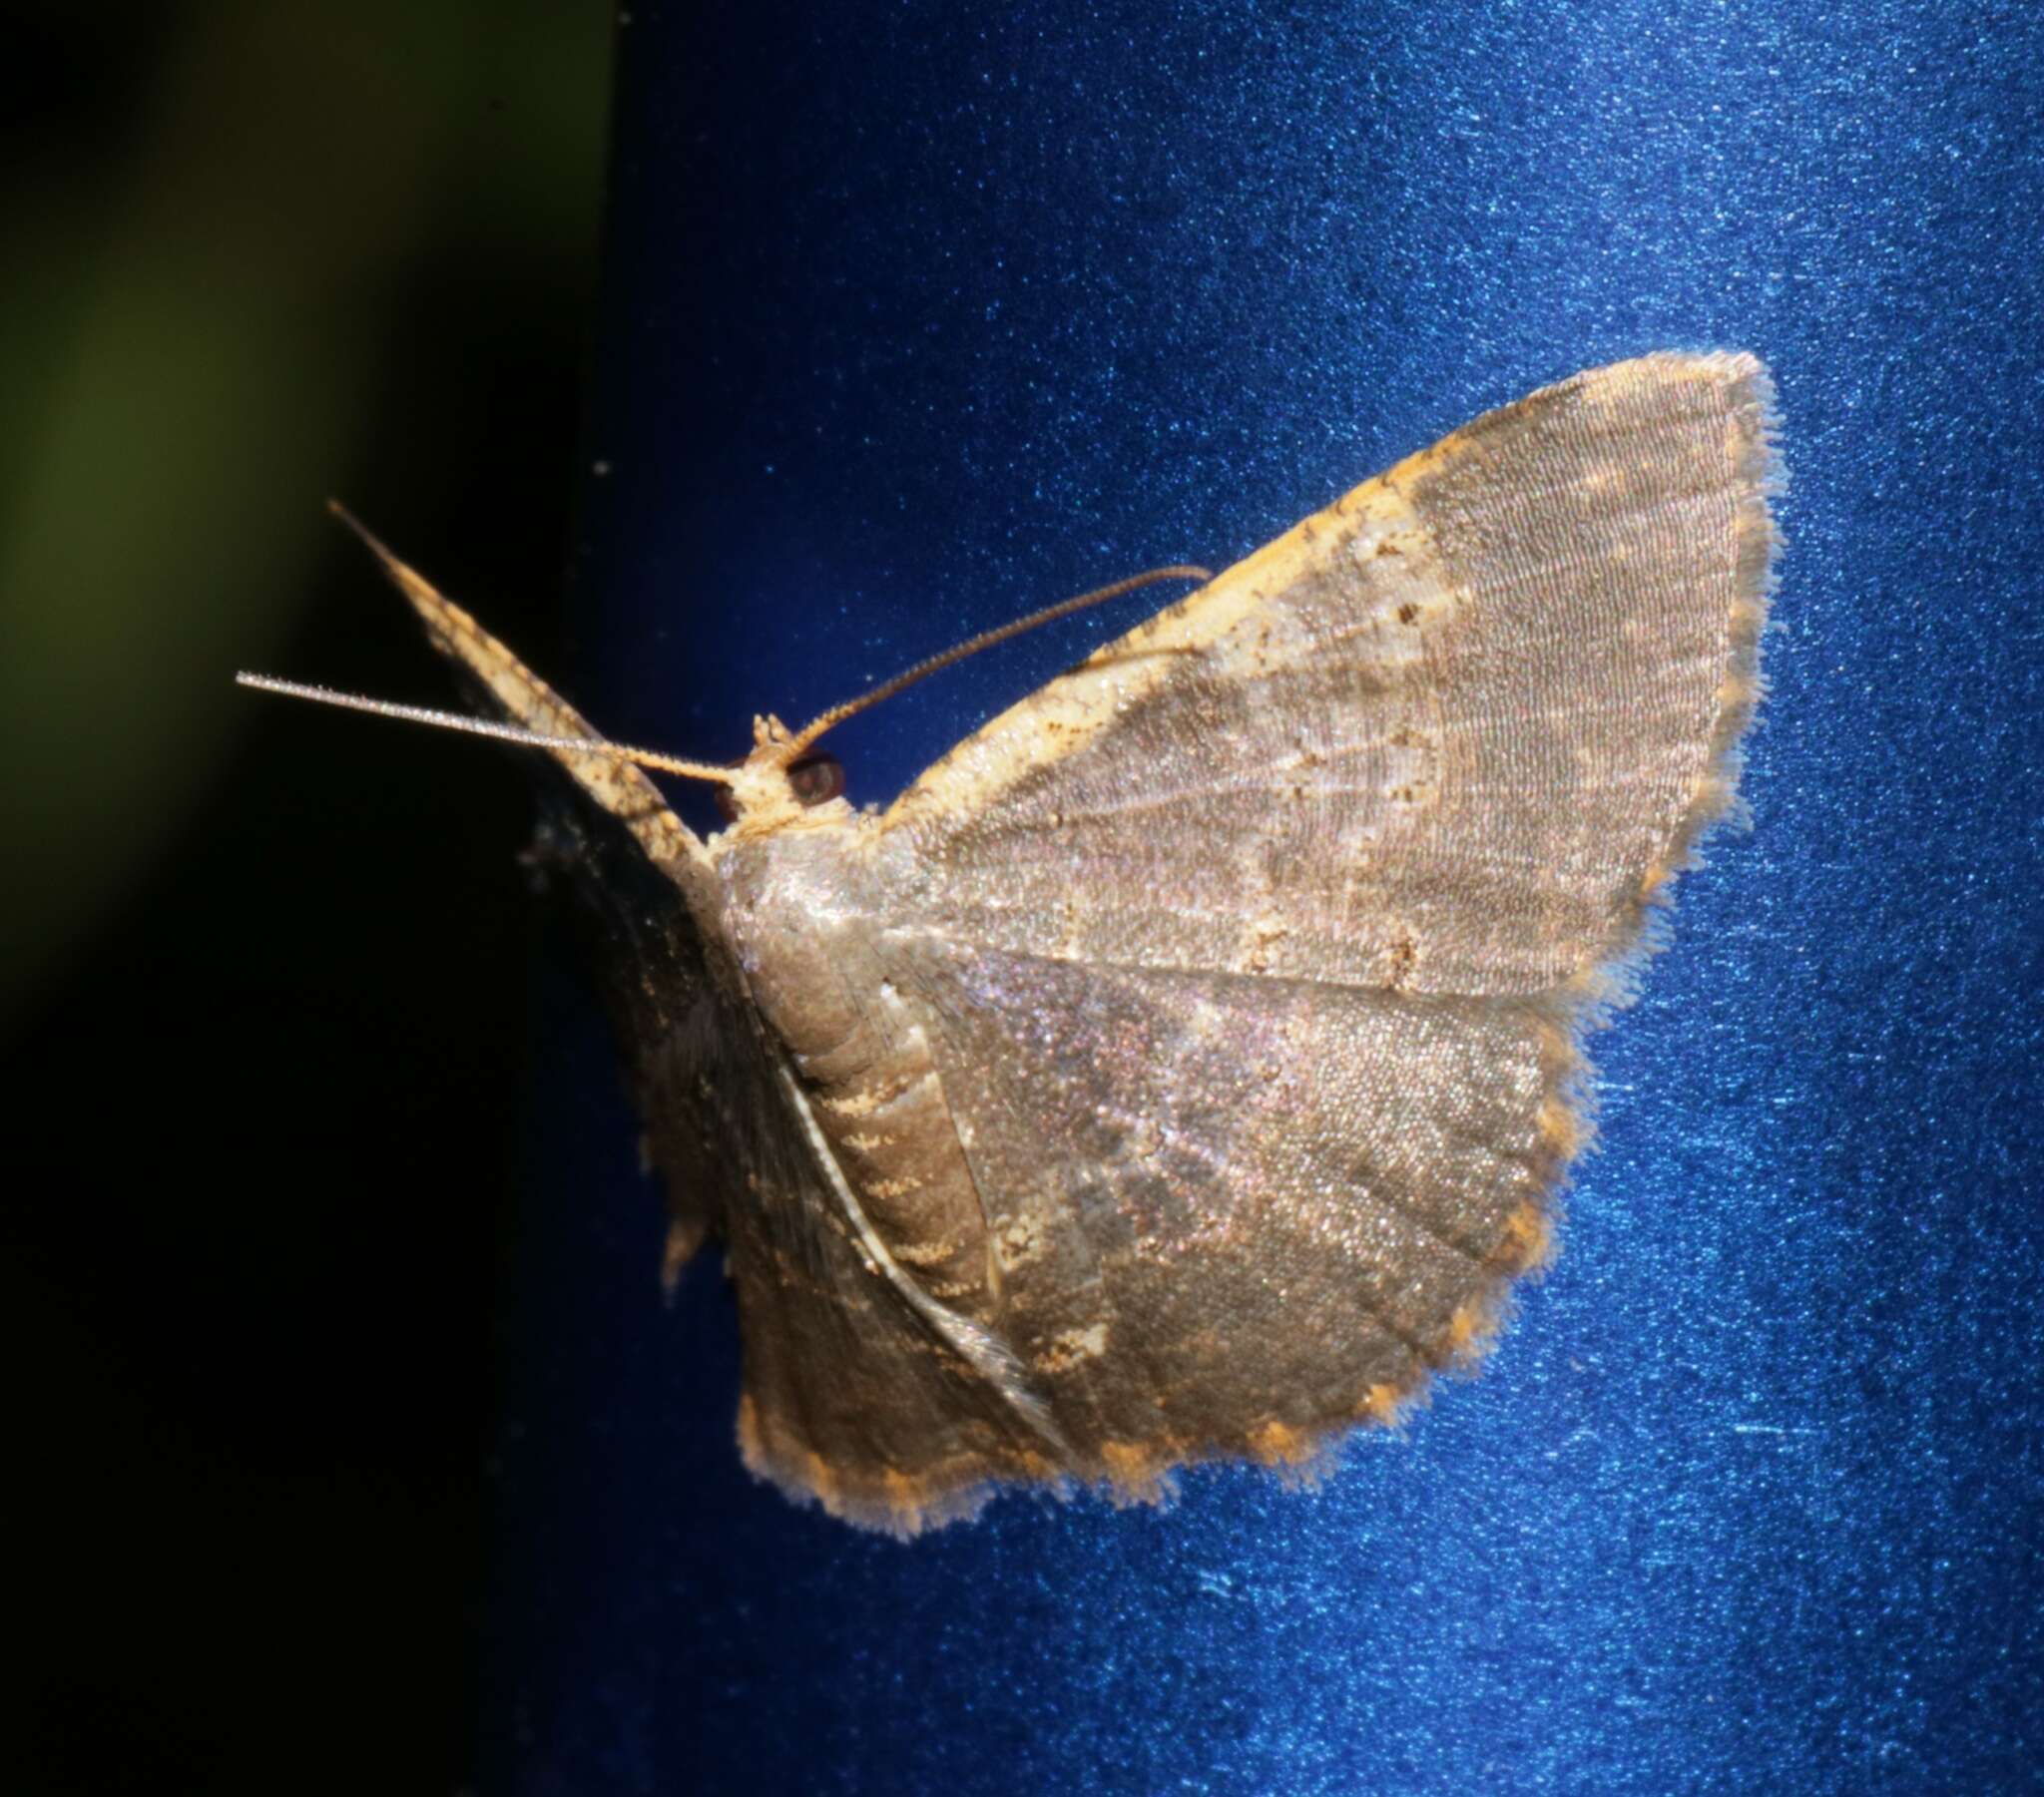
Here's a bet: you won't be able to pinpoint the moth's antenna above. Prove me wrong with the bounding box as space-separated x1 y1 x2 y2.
234 674 735 782
779 563 1213 760
243 502 1208 788
237 500 738 785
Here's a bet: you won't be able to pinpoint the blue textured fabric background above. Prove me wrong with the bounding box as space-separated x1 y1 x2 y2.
483 3 2042 1790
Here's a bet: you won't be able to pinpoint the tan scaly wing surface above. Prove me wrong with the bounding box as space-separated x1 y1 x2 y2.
853 352 1777 1493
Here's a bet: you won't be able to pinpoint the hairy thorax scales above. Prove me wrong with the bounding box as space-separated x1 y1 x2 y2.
720 821 997 1312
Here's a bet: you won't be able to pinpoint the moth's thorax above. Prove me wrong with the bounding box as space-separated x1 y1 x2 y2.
719 819 883 1063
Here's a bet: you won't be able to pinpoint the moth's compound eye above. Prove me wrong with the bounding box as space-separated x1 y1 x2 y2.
711 751 845 821
788 752 846 807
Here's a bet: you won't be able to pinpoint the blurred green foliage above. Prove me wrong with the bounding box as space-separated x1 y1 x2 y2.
0 0 612 1023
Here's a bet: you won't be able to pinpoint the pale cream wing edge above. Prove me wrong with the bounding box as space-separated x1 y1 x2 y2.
355 526 708 871
878 350 1778 960
876 472 1423 839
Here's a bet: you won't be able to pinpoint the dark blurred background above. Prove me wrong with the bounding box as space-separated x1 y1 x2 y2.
6 3 613 1788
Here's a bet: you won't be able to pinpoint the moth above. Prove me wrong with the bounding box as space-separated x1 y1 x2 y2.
249 352 1778 1536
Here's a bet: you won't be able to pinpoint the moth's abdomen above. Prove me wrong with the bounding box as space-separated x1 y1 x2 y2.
723 832 997 1314
804 1007 1000 1309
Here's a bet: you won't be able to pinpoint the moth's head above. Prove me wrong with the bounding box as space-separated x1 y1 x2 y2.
715 714 851 837
700 561 1218 835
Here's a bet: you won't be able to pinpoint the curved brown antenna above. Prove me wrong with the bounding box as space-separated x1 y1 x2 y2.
777 564 1214 761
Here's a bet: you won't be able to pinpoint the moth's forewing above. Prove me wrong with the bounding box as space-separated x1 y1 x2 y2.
826 352 1776 1519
